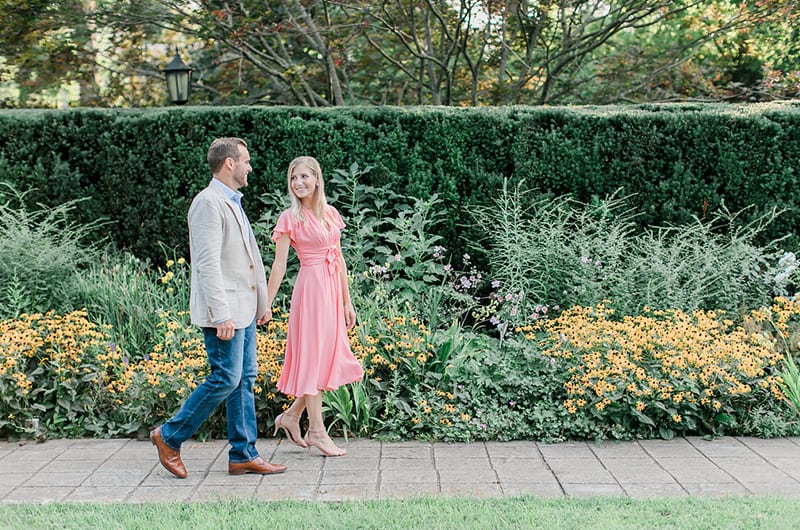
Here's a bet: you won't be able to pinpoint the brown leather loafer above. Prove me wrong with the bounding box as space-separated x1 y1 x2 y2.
229 456 287 475
150 427 187 479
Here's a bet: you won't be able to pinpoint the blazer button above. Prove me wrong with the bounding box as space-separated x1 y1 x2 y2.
251 285 256 291
249 264 254 270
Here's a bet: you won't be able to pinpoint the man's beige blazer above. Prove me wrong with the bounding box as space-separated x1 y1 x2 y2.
188 183 268 328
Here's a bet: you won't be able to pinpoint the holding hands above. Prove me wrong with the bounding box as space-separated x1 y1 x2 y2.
258 308 272 325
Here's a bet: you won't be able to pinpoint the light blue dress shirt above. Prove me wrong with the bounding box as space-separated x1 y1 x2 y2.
210 178 250 234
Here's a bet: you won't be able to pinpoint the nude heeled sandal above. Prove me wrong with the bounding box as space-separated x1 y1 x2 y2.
273 412 308 448
304 429 347 457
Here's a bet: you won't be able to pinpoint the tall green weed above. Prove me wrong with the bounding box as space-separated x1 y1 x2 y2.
472 180 787 327
72 251 190 358
0 183 105 319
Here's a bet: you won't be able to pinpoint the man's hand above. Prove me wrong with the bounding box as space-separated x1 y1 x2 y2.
257 308 272 326
216 319 236 340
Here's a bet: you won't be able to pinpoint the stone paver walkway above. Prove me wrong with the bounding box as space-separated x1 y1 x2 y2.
1 436 799 503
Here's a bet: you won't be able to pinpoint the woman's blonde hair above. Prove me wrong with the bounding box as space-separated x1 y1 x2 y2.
287 156 329 227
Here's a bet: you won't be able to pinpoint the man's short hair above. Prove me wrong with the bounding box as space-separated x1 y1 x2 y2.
207 137 247 175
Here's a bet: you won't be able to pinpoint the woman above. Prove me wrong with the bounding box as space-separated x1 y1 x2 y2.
266 156 364 457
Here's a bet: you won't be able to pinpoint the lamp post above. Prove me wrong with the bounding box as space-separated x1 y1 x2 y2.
163 47 192 105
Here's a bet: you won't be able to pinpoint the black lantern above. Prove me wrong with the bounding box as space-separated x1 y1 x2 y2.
163 47 192 105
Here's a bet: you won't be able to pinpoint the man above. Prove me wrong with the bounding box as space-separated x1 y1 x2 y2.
150 137 286 478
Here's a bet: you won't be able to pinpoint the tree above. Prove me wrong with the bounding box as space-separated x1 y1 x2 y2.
583 1 800 103
0 0 99 107
2 0 797 107
332 0 793 105
94 0 366 105
346 0 481 105
0 0 179 107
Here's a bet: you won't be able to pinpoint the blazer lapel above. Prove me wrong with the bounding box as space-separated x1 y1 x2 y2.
209 184 256 261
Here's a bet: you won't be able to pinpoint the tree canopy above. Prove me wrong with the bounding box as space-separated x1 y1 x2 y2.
1 0 798 107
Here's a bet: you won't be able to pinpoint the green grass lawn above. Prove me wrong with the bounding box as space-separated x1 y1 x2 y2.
2 496 799 529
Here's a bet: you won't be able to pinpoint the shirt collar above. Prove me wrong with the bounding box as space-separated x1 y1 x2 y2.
210 178 243 203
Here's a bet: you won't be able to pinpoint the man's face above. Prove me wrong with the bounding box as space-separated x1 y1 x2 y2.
231 145 252 189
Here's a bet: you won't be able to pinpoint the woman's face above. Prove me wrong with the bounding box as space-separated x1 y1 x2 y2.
290 163 318 202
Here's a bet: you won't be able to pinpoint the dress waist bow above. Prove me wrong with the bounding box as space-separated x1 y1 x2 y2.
300 246 341 276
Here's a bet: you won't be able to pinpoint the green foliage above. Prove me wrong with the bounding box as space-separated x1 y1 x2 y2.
630 205 784 314
0 182 105 319
777 353 800 416
1 104 799 264
444 333 570 443
72 252 190 358
359 195 460 329
322 381 376 440
327 161 409 274
737 405 800 438
329 163 482 331
473 180 788 326
0 310 115 439
3 154 800 443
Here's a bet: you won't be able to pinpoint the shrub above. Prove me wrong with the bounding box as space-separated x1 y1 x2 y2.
0 183 104 319
533 303 788 440
472 180 787 327
100 310 296 440
0 310 115 439
445 332 571 443
72 252 191 358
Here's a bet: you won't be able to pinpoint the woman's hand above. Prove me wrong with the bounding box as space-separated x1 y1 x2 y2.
257 308 272 325
344 302 357 330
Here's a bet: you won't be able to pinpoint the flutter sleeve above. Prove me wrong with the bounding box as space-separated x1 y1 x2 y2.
271 209 293 243
328 205 346 231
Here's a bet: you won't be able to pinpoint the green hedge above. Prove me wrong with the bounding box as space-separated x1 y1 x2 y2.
0 103 798 261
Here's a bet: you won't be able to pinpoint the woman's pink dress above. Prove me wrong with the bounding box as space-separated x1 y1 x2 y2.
271 206 364 397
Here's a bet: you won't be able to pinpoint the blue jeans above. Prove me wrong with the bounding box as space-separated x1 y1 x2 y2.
159 320 259 463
